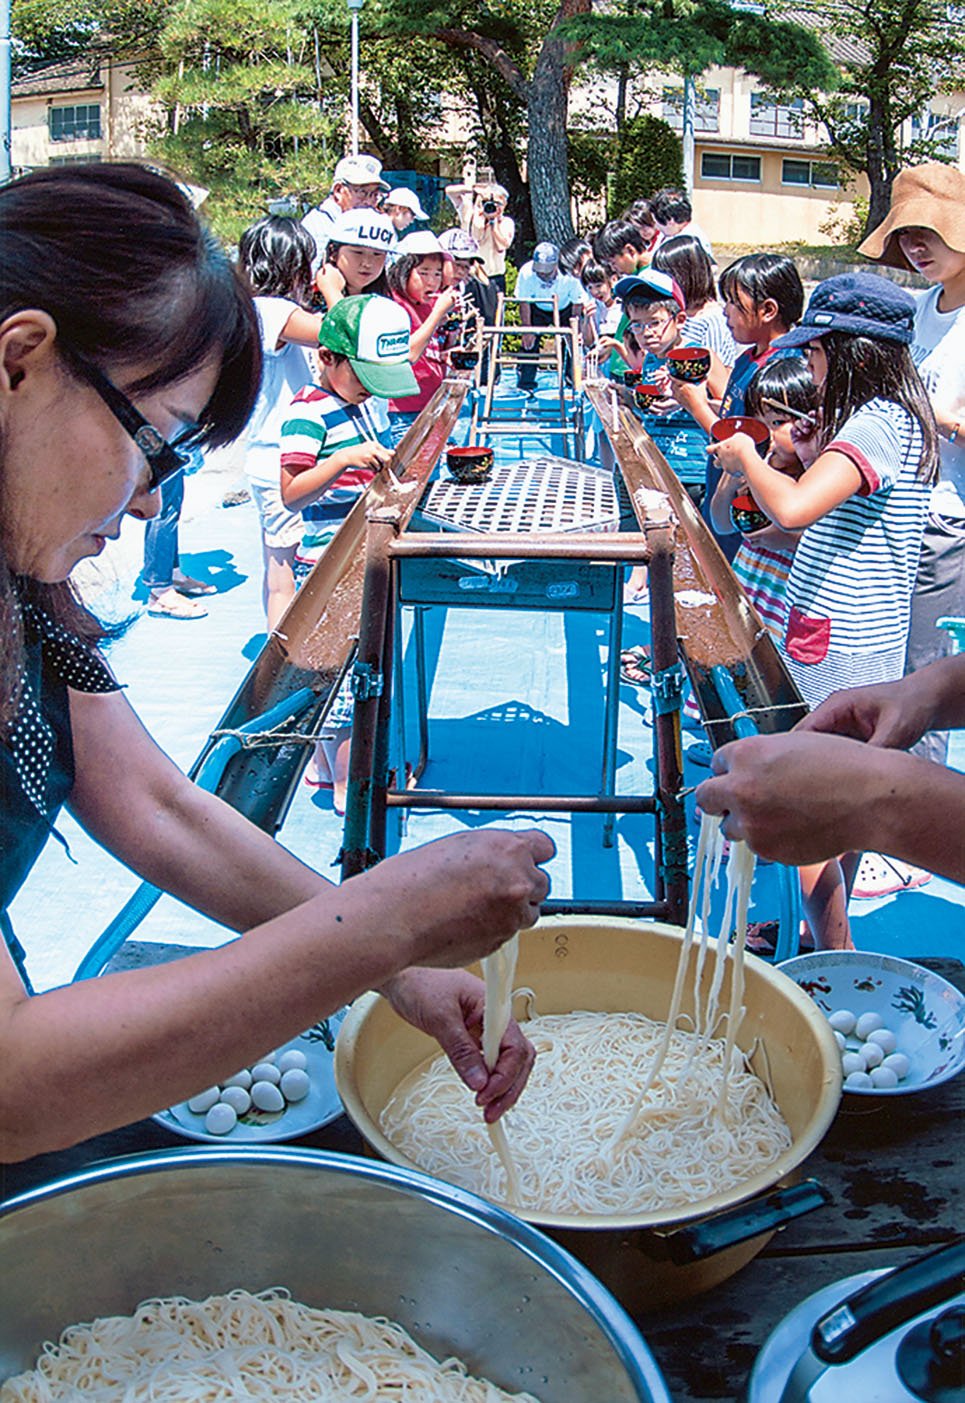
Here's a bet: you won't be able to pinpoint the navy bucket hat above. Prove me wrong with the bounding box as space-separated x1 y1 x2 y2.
773 272 916 350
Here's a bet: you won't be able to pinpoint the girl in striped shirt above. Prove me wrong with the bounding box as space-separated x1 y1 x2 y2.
709 272 938 950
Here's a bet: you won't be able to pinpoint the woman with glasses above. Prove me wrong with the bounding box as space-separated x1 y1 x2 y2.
0 162 550 1162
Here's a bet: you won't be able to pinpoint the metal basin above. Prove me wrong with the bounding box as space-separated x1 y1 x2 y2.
0 1147 671 1402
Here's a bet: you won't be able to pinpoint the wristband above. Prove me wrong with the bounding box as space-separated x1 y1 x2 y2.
950 422 960 445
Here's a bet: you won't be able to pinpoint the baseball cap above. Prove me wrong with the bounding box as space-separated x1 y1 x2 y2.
439 227 483 261
385 187 429 220
773 272 916 350
318 295 419 398
333 154 389 191
328 209 396 252
613 270 686 311
396 230 451 259
533 241 560 270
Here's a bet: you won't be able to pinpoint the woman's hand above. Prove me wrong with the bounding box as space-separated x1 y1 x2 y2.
381 968 535 1122
794 675 935 751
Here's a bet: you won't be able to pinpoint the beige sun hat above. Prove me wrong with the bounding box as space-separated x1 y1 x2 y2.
859 162 965 269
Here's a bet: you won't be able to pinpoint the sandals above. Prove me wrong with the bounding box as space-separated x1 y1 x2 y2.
620 644 652 686
744 921 815 959
172 571 216 597
147 590 208 620
852 854 932 900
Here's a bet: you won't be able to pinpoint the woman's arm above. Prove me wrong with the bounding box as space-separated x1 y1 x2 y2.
710 435 862 531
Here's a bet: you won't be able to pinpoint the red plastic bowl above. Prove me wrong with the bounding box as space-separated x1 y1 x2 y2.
711 416 771 455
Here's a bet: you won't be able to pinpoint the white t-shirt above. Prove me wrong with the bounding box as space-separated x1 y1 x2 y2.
515 262 587 313
682 301 738 367
911 285 965 518
302 198 341 273
245 297 315 488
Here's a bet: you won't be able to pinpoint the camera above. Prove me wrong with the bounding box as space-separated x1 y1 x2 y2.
481 199 498 215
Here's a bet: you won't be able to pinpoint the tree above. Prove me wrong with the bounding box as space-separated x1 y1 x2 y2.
769 0 965 233
608 114 683 217
11 0 100 75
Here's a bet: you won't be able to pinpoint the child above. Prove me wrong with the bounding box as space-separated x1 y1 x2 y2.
314 208 395 309
579 260 618 349
238 215 324 631
602 270 713 500
386 231 461 443
709 272 938 950
279 294 418 806
439 227 498 381
383 187 428 236
652 235 738 370
710 358 818 644
592 220 660 381
672 253 804 559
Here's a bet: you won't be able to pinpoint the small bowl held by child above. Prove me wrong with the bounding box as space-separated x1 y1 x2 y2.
667 347 711 383
622 370 642 387
446 445 494 484
730 491 771 535
633 382 665 412
711 415 771 457
449 349 479 371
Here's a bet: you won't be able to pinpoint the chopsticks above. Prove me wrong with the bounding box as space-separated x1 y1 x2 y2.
760 396 811 421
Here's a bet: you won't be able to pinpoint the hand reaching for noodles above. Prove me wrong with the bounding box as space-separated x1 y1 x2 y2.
380 968 535 1122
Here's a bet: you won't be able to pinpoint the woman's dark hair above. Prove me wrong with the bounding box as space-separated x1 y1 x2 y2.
239 215 315 307
387 252 441 300
0 161 262 733
559 236 592 275
323 236 390 298
816 331 940 482
652 234 716 311
718 253 804 330
593 219 647 264
745 356 820 420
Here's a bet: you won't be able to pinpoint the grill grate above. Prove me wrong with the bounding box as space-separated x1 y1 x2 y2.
419 455 620 536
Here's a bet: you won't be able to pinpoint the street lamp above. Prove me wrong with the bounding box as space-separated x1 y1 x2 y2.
346 0 364 158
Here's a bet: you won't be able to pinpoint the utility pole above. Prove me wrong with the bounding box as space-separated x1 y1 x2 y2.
1 0 12 182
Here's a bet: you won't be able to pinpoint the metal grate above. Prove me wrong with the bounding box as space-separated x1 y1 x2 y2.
419 455 620 536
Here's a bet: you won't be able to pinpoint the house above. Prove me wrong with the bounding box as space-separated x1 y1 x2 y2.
11 53 156 175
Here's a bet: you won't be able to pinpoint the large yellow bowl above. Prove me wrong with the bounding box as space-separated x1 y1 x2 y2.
335 918 842 1308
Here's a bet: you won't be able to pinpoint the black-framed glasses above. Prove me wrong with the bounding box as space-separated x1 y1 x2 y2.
61 346 197 492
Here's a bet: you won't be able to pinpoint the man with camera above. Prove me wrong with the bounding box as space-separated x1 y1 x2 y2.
445 180 515 292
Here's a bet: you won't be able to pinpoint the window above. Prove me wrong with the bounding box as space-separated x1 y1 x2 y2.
782 159 839 188
701 152 762 182
48 104 101 143
662 86 720 134
911 109 960 159
749 93 804 139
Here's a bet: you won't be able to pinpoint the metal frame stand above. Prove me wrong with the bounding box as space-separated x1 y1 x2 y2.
342 514 689 926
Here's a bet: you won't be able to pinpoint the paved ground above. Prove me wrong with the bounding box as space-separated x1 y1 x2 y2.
12 386 963 993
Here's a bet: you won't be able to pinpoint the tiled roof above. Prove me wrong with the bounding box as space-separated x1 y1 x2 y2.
778 6 871 66
13 57 104 99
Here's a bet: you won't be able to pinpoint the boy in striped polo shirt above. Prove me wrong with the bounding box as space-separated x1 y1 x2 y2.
279 294 418 805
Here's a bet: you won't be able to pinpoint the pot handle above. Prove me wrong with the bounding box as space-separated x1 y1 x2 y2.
661 1179 830 1265
777 1237 965 1403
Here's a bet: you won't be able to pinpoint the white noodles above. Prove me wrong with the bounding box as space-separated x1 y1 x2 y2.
0 1289 542 1402
481 934 521 1203
379 816 789 1216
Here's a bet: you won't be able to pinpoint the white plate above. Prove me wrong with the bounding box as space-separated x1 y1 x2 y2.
154 1011 347 1144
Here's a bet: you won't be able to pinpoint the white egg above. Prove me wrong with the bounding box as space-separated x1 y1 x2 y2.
204 1102 238 1135
250 1062 281 1086
219 1085 251 1115
833 1030 847 1051
867 1028 897 1057
870 1066 900 1090
186 1086 220 1115
280 1068 311 1102
277 1050 308 1074
828 1010 857 1035
256 1051 277 1064
222 1070 252 1090
250 1080 285 1113
844 1071 874 1090
855 1012 885 1041
841 1052 866 1077
882 1052 911 1081
861 1042 885 1069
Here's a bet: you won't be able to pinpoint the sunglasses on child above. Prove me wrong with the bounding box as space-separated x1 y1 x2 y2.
62 345 199 492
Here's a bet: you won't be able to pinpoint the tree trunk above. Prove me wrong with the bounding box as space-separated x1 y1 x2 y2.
864 95 896 235
527 35 574 244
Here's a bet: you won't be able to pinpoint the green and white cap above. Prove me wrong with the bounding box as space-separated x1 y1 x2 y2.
319 295 419 398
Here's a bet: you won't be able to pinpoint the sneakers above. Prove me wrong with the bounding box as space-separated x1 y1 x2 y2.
852 853 932 900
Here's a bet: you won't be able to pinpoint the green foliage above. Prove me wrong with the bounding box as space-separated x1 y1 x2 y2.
11 0 100 74
608 114 683 217
568 128 615 205
818 195 868 249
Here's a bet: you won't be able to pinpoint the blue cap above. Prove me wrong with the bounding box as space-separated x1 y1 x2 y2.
533 241 560 268
773 272 915 349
